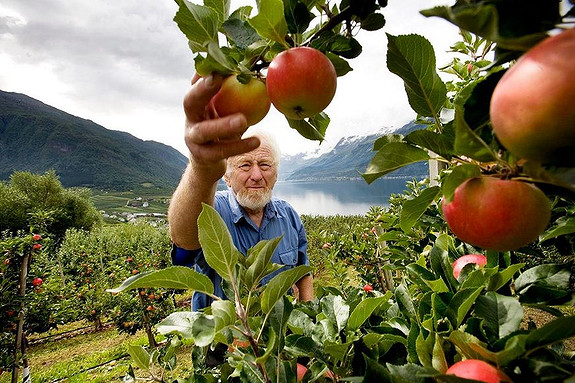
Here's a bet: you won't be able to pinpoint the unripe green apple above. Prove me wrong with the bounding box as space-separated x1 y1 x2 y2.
442 177 551 251
266 47 337 120
452 254 487 279
490 28 575 165
445 359 511 383
210 75 271 126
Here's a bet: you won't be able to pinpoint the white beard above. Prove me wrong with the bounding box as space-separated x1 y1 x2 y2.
235 187 273 212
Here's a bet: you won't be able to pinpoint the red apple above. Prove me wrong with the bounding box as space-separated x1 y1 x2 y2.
452 254 487 279
210 75 270 126
363 284 374 293
32 277 43 286
445 359 511 383
490 28 575 165
296 363 307 382
32 234 42 241
266 47 337 120
442 177 551 251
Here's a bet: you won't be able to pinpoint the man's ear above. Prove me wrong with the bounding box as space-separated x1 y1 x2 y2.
223 173 231 187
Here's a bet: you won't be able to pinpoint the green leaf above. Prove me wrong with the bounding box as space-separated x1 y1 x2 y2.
440 164 481 203
206 41 236 72
540 216 575 242
321 294 350 334
212 300 236 332
406 264 449 293
156 311 202 339
362 142 429 184
248 0 288 46
287 113 329 141
373 133 404 151
420 1 558 51
487 263 525 292
405 129 454 160
106 266 213 294
283 0 312 34
432 333 448 373
395 283 417 321
475 292 523 341
514 263 573 305
204 0 230 24
127 345 151 370
346 292 392 331
261 265 313 313
525 316 575 351
222 17 261 50
386 363 435 383
191 314 216 347
446 287 484 328
198 203 242 282
174 0 220 53
386 33 447 118
446 331 497 363
326 52 353 77
453 81 497 162
361 13 386 31
400 186 440 233
244 236 283 291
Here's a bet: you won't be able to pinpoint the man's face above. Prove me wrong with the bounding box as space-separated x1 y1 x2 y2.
225 143 278 212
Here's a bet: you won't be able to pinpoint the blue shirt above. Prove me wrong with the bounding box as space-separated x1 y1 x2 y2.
171 190 308 311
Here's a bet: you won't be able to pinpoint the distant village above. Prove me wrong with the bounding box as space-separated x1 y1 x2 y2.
99 196 169 226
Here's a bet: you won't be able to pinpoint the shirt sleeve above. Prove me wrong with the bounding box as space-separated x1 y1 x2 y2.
297 217 309 266
170 244 203 267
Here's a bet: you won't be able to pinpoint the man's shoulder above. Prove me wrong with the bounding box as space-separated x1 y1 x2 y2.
270 196 299 217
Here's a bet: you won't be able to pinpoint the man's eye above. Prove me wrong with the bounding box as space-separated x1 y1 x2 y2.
239 164 251 171
259 164 271 170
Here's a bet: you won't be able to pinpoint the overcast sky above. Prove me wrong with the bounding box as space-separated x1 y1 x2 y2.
0 0 461 156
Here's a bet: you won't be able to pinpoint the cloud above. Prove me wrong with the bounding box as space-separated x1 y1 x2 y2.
0 0 461 156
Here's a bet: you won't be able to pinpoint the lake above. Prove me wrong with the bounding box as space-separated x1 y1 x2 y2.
272 178 416 216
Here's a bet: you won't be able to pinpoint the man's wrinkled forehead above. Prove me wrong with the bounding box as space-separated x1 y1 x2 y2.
229 143 275 164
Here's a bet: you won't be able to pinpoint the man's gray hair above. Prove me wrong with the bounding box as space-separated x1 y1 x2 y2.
242 126 281 166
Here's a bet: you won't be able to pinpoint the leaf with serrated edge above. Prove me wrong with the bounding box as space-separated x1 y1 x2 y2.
261 266 313 313
386 33 446 118
248 0 288 45
198 203 242 282
107 266 213 294
174 0 219 52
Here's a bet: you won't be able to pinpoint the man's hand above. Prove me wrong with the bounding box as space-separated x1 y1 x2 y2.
183 74 260 182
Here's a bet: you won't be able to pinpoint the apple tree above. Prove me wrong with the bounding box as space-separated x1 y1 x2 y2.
110 0 575 382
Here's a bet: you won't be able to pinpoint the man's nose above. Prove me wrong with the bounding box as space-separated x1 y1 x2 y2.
250 165 264 181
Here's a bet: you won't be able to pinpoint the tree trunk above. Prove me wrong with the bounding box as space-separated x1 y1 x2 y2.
11 254 30 383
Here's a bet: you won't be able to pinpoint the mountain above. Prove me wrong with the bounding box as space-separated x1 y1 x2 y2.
0 90 188 190
281 122 429 181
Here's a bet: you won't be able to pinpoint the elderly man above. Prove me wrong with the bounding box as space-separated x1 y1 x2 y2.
168 74 313 311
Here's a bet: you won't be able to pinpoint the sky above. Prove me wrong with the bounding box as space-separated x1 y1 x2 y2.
0 0 462 157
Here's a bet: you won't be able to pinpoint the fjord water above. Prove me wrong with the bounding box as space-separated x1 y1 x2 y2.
273 178 414 216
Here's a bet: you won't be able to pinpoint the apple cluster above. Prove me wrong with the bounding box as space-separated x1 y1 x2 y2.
210 47 337 126
442 29 575 253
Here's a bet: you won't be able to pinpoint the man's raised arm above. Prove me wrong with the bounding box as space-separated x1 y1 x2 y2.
168 74 260 250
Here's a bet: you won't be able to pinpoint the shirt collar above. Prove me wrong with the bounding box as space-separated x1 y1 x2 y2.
227 190 278 225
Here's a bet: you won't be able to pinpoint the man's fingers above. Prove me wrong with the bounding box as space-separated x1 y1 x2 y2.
183 74 223 122
192 137 261 163
187 113 249 145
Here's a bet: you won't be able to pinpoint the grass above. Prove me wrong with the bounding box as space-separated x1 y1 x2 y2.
0 321 195 383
